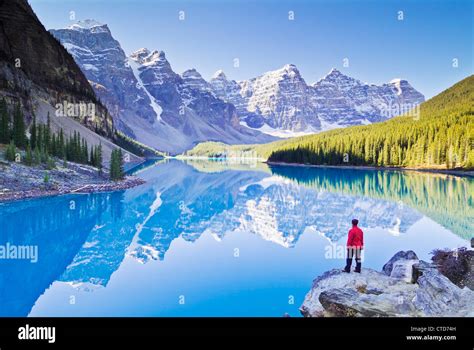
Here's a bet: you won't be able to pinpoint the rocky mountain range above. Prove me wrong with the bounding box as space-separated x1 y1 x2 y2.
51 19 424 153
210 66 425 136
51 21 274 154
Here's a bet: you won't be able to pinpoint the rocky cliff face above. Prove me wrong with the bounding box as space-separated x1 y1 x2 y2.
310 69 425 127
50 20 155 133
210 67 425 136
0 2 113 137
300 250 474 317
51 23 275 154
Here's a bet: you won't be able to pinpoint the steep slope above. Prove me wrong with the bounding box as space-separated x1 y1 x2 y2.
210 66 424 137
241 64 320 133
51 22 275 154
0 1 113 137
49 20 156 134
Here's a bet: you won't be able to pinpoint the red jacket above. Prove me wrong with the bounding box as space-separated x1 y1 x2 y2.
347 226 364 248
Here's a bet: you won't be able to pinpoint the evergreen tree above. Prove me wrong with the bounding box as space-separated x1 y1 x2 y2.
118 149 124 179
30 114 37 150
82 138 88 164
12 104 26 148
37 124 43 151
33 147 41 165
110 149 125 181
5 141 17 162
24 144 33 166
43 114 51 153
96 143 103 174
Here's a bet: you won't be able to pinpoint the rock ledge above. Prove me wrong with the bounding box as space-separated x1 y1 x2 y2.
300 250 474 317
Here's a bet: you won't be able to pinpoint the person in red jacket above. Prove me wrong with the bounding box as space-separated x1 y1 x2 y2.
343 219 364 273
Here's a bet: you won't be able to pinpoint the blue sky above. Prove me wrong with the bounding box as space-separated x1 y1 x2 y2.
30 0 472 98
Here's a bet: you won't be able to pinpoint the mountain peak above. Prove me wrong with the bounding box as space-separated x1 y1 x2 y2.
130 48 167 65
182 68 203 79
283 63 298 71
327 67 343 76
388 78 413 96
68 19 108 32
389 78 409 85
272 64 301 79
312 67 357 87
212 70 227 80
130 48 150 61
148 50 166 61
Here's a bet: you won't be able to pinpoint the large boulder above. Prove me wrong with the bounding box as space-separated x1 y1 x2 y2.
431 248 473 290
382 250 418 275
390 259 419 282
411 260 437 283
300 268 418 317
413 268 474 316
300 250 474 317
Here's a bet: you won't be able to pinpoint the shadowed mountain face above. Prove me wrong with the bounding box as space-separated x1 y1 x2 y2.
0 0 91 98
0 0 113 136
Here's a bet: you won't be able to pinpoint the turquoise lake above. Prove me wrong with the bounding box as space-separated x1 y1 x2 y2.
0 159 472 317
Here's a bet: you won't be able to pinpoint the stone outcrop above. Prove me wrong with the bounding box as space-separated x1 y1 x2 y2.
300 250 474 317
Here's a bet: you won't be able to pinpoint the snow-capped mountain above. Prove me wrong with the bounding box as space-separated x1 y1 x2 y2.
181 68 213 93
49 21 158 133
51 19 424 149
310 68 425 127
241 64 321 135
50 21 274 154
210 66 425 137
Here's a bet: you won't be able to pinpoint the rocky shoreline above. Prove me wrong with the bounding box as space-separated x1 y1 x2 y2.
300 250 474 317
0 160 145 203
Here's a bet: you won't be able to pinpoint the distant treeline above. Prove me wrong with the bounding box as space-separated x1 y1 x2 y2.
113 131 164 158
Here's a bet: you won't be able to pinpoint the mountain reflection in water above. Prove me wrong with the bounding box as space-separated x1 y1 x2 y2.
0 159 471 316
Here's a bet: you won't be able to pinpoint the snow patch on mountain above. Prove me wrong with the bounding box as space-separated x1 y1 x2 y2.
127 57 163 121
68 19 109 33
240 121 318 138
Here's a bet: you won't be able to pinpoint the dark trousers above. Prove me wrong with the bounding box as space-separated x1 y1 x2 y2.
344 247 362 272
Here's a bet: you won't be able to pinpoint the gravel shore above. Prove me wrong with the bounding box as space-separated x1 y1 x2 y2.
0 160 145 203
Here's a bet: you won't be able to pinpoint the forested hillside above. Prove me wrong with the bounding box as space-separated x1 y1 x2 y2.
268 75 474 169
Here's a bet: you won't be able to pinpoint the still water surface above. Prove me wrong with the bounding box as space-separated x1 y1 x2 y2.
0 159 471 316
